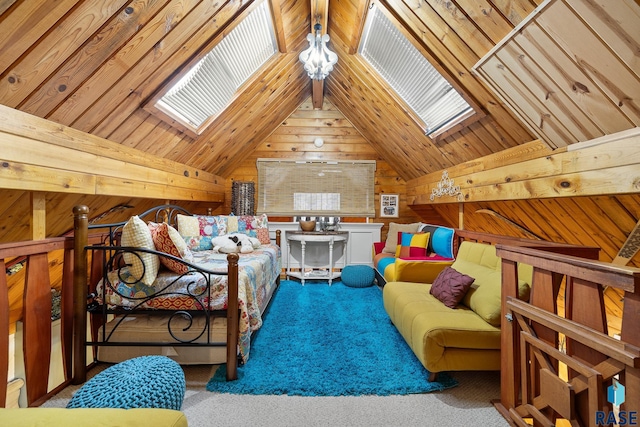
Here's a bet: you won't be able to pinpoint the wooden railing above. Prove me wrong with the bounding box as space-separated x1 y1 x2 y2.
0 223 106 407
0 237 75 407
455 229 601 260
496 245 640 426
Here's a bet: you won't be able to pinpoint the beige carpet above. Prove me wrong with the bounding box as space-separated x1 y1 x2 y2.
43 365 510 426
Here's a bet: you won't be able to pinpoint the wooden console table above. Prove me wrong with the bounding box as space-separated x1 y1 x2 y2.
286 231 348 285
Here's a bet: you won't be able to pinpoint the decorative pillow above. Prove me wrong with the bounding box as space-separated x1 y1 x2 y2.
395 232 430 259
148 222 194 274
176 214 227 251
382 222 421 254
429 267 475 309
247 214 270 245
121 216 160 286
226 214 270 245
418 224 438 253
176 214 202 251
197 214 227 241
419 224 455 258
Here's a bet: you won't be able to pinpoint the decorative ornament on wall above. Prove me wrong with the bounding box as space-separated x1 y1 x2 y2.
430 170 463 201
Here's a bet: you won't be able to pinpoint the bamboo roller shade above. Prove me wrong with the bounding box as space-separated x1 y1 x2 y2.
257 159 376 217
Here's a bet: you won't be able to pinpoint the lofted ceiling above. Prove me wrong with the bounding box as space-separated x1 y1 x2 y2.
0 0 638 256
0 0 546 182
1 0 638 329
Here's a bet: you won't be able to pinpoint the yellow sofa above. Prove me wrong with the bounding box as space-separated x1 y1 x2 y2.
0 408 188 426
383 241 532 380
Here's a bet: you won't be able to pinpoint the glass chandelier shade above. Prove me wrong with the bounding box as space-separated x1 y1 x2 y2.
299 23 338 80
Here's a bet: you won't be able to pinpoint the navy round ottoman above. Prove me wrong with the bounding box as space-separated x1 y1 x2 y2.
67 356 185 410
341 265 375 288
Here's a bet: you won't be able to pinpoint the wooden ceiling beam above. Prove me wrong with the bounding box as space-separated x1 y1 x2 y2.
0 105 224 201
408 129 640 203
347 0 370 54
269 0 287 53
310 0 329 109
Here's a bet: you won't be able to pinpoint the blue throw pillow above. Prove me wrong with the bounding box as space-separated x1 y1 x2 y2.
431 227 455 259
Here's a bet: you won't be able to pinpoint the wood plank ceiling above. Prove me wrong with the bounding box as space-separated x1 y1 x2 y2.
0 0 540 182
0 0 638 277
1 0 638 333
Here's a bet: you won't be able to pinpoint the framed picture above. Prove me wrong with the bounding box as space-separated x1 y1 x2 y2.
380 194 399 218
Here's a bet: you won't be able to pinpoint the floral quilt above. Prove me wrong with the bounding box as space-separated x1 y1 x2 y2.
96 244 281 362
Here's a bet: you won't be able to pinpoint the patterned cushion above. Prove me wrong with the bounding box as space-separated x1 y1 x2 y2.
148 222 194 274
430 266 475 309
177 213 270 251
225 214 270 244
176 214 226 251
121 216 159 286
395 232 430 259
382 222 421 254
66 356 185 410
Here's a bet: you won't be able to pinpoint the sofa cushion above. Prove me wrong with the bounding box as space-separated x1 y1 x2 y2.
430 267 475 308
395 232 430 258
383 281 501 372
382 222 421 254
121 216 160 286
393 258 455 284
454 259 503 326
453 242 531 326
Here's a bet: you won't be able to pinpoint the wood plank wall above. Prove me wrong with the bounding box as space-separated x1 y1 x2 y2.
217 97 443 242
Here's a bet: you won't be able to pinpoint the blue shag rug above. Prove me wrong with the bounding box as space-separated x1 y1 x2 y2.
206 280 458 396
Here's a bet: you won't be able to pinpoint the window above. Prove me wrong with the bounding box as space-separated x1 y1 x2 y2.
359 4 474 136
257 159 376 217
154 1 277 133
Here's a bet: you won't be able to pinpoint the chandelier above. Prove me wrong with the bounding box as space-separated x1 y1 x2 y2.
299 23 338 80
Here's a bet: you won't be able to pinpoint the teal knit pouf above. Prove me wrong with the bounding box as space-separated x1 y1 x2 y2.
341 265 375 288
67 356 185 410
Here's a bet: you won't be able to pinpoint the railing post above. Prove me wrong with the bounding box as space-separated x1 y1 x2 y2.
226 253 239 381
23 252 52 405
500 257 519 410
72 205 89 384
0 259 8 407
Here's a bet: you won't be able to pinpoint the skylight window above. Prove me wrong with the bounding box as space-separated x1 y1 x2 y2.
359 5 474 136
156 1 277 131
